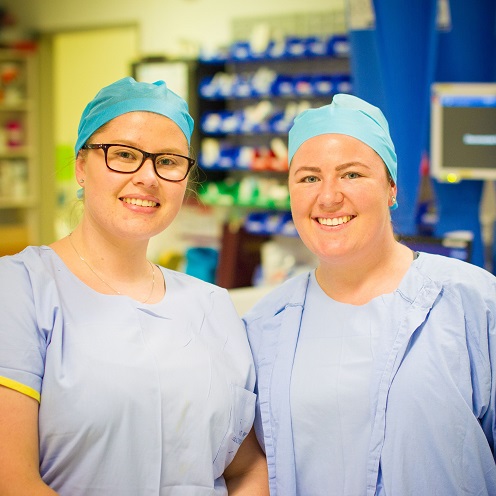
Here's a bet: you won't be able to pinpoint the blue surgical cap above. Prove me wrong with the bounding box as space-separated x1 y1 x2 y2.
75 77 194 155
288 94 397 186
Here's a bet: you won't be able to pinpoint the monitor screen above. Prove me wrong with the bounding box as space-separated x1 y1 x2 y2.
398 235 472 263
430 83 496 181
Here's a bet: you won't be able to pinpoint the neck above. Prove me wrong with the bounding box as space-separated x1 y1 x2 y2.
72 224 150 276
63 223 161 303
315 239 413 305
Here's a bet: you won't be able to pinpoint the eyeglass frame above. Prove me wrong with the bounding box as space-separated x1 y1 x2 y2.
81 143 196 182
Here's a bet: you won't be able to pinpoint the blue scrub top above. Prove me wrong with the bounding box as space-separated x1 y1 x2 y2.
291 271 374 495
0 246 256 495
244 253 496 496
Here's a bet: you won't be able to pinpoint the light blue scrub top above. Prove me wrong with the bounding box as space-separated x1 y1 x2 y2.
291 271 374 495
0 246 256 496
244 253 496 496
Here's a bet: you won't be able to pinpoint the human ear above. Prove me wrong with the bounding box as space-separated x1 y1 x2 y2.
75 152 86 184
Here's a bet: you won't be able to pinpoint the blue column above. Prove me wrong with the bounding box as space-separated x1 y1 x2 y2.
347 29 387 112
347 1 438 235
433 0 496 268
372 0 438 235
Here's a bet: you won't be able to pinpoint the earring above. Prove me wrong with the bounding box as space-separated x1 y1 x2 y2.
391 196 396 205
79 178 85 184
76 187 84 200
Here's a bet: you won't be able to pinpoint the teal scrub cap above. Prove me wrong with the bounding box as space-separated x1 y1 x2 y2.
288 94 398 209
75 77 194 155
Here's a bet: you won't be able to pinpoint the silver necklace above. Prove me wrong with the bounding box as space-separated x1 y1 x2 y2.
68 232 155 303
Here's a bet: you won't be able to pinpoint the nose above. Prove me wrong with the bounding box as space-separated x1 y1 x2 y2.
133 157 159 187
318 178 344 207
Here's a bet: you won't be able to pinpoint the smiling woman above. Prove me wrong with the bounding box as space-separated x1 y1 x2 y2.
289 133 396 271
75 110 190 253
243 94 496 496
0 77 269 496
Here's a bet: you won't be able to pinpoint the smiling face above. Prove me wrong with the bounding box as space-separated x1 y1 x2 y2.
288 133 397 266
75 111 190 242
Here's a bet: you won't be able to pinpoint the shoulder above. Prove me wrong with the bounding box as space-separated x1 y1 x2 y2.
0 246 60 339
158 266 234 313
0 245 46 267
0 246 53 287
243 271 311 325
415 252 496 306
159 266 228 296
416 252 495 287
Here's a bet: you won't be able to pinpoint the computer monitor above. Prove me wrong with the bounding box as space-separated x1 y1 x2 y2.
430 83 496 182
397 235 472 263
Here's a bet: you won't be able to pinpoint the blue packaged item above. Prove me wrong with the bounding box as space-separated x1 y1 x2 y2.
245 212 268 234
199 76 217 99
285 37 306 58
230 41 251 61
328 34 350 57
265 213 284 234
312 75 334 95
272 75 294 96
267 39 286 59
201 112 223 134
235 146 255 169
216 73 235 98
251 68 277 97
306 36 328 57
216 147 233 169
219 111 243 134
279 212 298 237
269 111 291 134
199 46 228 63
184 247 219 283
233 75 251 98
293 75 313 96
332 74 353 94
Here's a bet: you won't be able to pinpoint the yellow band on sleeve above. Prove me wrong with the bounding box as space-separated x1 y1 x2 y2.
0 376 40 403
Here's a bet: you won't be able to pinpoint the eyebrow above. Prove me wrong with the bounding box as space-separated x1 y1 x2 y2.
335 161 371 171
292 165 321 174
107 140 186 154
293 161 371 174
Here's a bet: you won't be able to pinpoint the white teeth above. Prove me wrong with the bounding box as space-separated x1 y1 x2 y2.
122 198 158 207
318 215 353 226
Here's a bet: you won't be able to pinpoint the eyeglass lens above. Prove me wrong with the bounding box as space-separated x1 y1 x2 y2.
106 144 191 181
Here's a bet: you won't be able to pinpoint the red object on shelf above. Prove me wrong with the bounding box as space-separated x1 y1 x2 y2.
6 120 22 148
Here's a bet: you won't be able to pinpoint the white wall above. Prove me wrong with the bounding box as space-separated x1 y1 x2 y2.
2 0 345 56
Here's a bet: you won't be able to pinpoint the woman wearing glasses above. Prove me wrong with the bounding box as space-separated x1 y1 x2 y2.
0 77 268 495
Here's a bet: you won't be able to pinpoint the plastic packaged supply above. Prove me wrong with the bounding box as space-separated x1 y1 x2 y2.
251 67 277 96
5 120 23 148
184 246 219 283
200 138 220 168
237 176 259 205
249 23 271 59
285 37 306 58
10 160 28 199
237 146 255 169
201 112 223 134
260 240 297 285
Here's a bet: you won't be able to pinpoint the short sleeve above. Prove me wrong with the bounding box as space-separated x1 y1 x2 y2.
0 251 50 401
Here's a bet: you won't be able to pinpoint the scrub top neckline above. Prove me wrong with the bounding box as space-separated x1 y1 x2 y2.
39 245 168 307
311 252 423 308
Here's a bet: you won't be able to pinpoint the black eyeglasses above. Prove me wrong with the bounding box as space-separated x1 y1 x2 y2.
82 143 196 182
